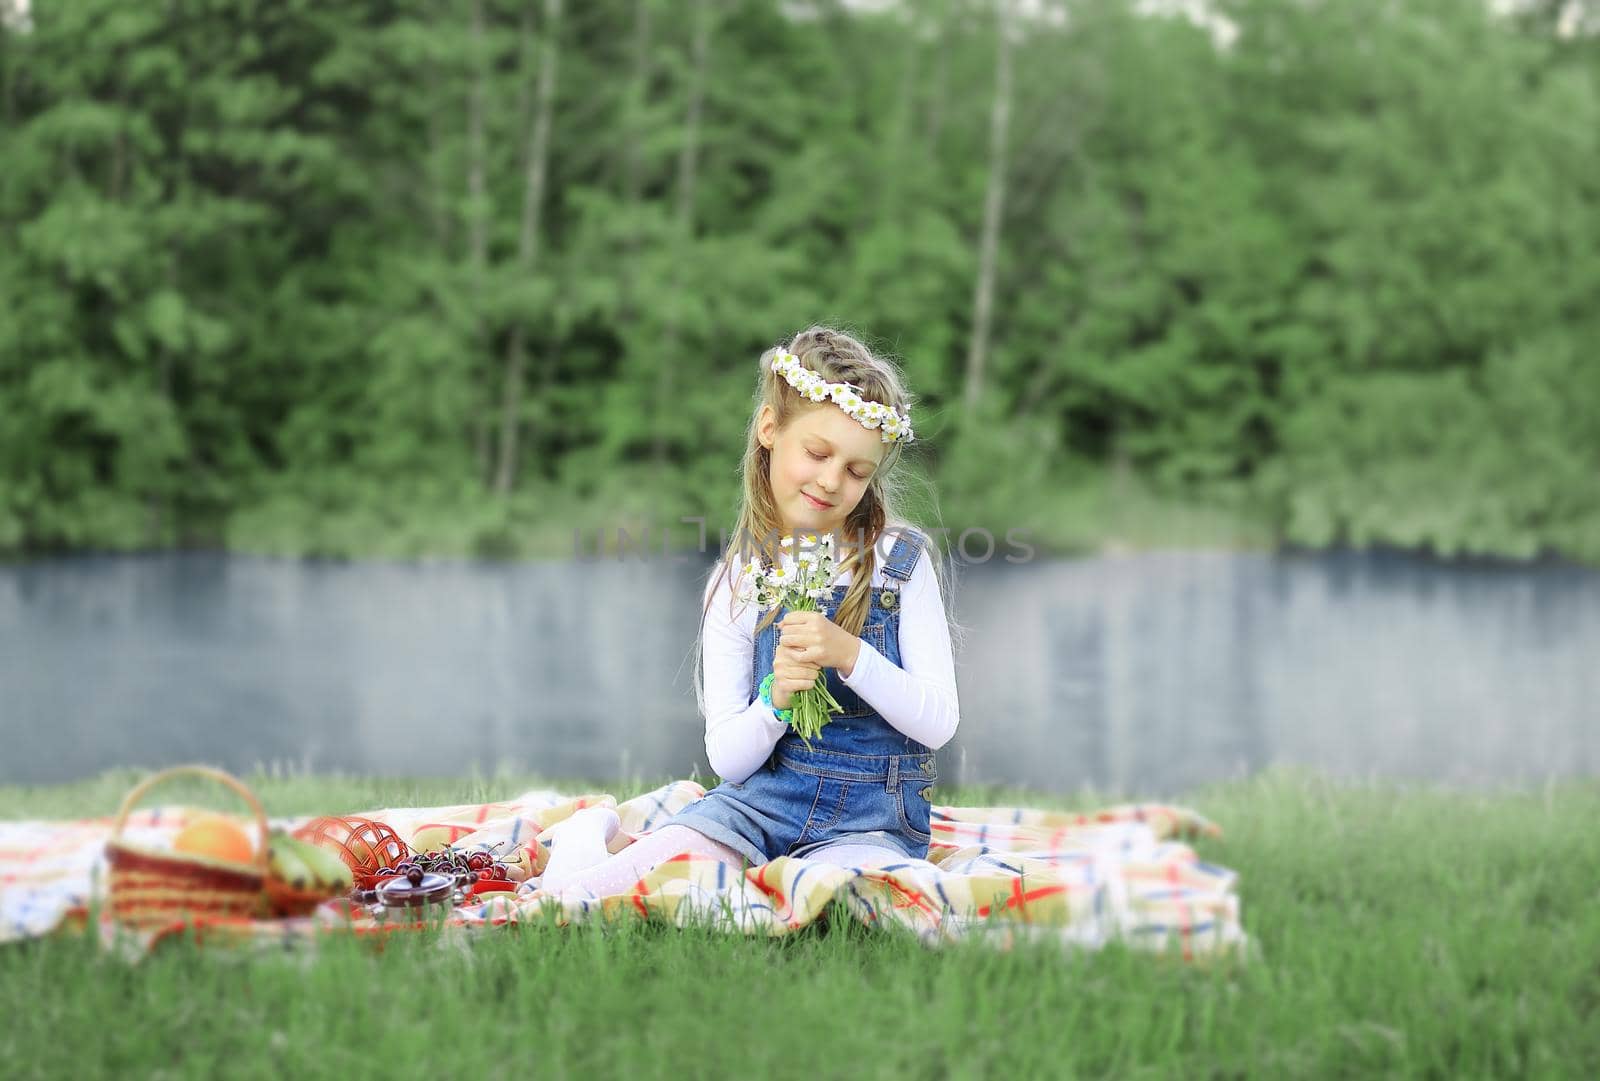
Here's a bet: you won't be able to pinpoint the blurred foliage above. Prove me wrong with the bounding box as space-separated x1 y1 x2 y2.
0 0 1596 562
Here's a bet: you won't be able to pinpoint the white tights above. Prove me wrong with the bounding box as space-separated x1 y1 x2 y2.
533 823 910 902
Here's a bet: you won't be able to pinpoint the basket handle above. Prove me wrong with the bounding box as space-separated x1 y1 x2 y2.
110 765 271 877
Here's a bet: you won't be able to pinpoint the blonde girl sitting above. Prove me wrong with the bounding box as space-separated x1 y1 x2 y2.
529 325 961 902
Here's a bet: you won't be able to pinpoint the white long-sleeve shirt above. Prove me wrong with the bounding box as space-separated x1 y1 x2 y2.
700 547 960 783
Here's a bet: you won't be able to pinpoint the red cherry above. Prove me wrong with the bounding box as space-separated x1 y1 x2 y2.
478 869 493 881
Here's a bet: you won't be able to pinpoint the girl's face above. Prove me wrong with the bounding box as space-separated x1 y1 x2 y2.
758 402 887 539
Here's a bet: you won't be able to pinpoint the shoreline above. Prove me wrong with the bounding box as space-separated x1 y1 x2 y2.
3 762 1594 820
4 466 1594 568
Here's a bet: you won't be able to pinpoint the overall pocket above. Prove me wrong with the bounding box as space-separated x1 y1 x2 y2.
896 776 934 842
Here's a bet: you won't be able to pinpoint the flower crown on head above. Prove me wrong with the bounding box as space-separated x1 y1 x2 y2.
771 349 914 444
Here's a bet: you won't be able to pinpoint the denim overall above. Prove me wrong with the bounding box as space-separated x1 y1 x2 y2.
668 528 940 866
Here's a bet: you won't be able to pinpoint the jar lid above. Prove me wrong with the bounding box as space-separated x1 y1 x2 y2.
375 872 455 907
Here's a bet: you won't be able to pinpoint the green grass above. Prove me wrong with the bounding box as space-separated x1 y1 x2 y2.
3 764 1598 1078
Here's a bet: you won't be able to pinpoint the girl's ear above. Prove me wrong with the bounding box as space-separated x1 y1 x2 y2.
757 404 776 449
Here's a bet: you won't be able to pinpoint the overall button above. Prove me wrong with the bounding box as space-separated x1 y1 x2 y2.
879 589 898 609
921 759 935 774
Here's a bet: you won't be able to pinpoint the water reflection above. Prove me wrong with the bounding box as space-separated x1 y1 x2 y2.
1 549 1594 793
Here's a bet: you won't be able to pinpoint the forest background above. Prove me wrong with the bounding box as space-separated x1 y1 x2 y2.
2 0 1597 565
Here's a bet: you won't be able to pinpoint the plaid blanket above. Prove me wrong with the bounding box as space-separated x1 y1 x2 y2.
0 779 1248 963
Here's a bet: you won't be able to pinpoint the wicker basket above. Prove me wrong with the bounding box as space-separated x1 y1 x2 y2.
104 766 270 931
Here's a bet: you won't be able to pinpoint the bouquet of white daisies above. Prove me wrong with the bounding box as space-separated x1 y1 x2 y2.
735 532 847 747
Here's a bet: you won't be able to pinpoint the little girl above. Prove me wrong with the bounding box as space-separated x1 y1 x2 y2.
530 326 961 901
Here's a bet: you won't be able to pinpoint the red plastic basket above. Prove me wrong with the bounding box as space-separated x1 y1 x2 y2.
293 815 411 889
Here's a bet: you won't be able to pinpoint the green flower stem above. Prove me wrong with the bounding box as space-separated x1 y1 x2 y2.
783 596 846 749
789 680 844 750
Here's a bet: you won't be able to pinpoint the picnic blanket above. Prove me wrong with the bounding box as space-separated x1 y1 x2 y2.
0 779 1249 962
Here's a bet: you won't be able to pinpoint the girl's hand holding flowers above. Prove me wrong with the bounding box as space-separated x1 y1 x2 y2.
770 641 822 711
778 611 861 679
735 532 850 746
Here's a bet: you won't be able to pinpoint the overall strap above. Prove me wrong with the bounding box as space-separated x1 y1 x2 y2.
879 527 927 582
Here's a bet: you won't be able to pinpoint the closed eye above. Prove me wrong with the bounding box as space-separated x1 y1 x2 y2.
807 450 870 480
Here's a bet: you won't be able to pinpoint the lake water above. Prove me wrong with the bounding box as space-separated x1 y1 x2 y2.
1 549 1595 795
